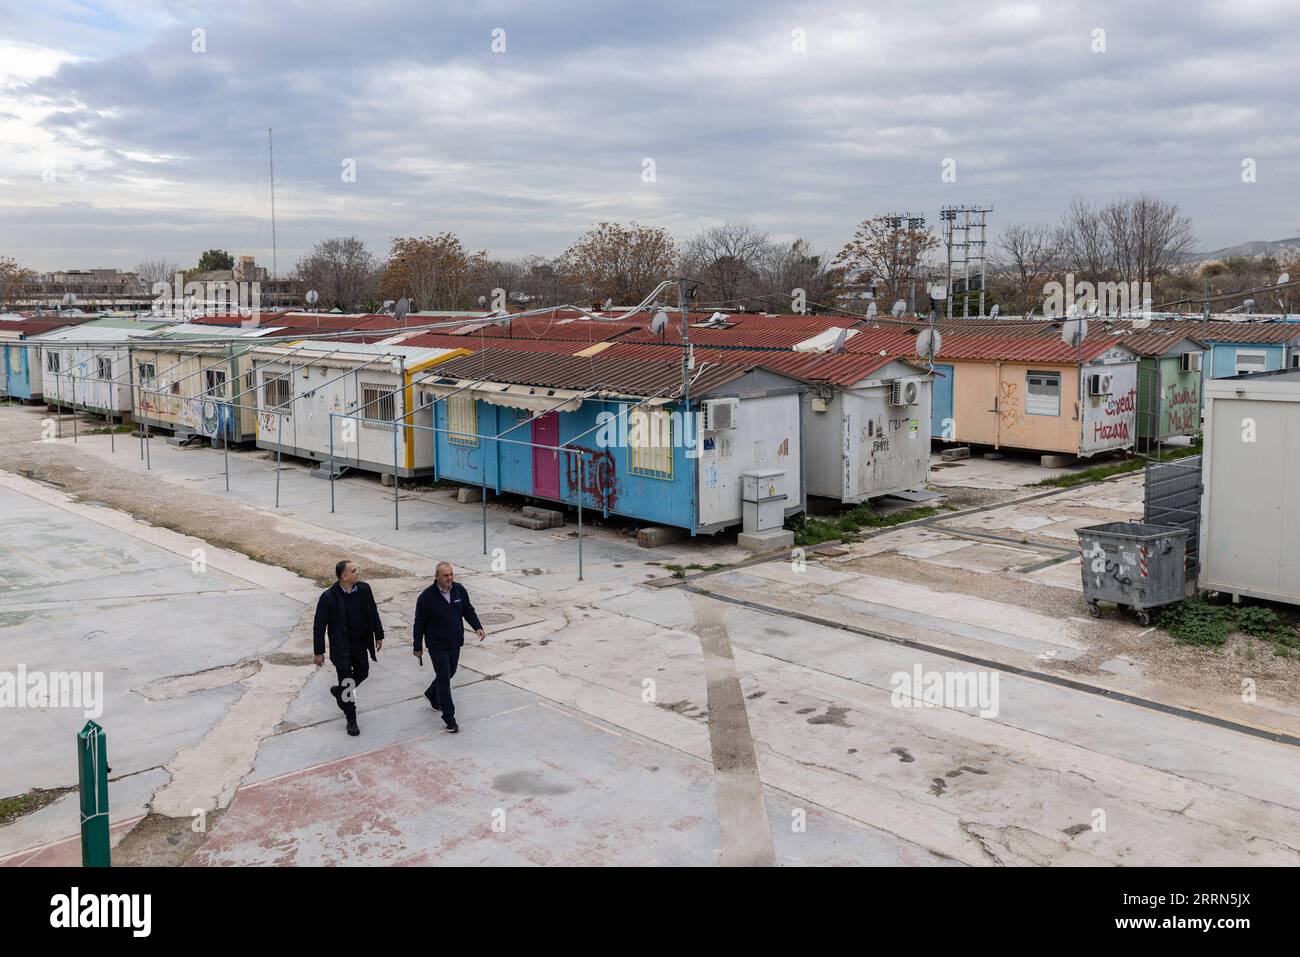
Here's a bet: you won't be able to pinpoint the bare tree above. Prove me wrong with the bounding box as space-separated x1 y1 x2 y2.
294 237 378 311
993 224 1058 316
756 239 840 313
1054 198 1112 280
136 259 180 293
680 220 772 308
1102 195 1197 291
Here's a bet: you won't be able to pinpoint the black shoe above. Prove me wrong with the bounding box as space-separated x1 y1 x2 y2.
444 723 459 734
423 688 440 711
346 718 360 736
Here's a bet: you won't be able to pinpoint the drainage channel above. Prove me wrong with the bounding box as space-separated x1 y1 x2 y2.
678 583 1300 749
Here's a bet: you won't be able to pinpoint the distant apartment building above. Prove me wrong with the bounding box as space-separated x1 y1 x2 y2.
20 256 301 311
24 268 147 304
187 256 302 310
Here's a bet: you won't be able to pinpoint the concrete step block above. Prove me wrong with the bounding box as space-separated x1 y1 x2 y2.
457 487 482 503
508 515 552 530
637 525 682 548
940 446 971 461
521 505 564 526
1040 454 1074 468
737 528 796 553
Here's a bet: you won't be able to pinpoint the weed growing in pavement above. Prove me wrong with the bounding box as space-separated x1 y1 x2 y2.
1034 441 1202 489
1156 595 1300 654
789 503 953 547
664 562 725 579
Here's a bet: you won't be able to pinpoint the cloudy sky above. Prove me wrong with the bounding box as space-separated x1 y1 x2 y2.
2 0 1298 273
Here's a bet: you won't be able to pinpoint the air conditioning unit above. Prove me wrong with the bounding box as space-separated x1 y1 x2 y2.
889 379 919 407
1179 352 1202 372
1087 373 1114 396
701 397 739 431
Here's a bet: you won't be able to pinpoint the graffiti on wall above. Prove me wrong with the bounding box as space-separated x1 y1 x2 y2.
1164 381 1199 435
999 382 1025 434
564 444 618 510
1093 387 1137 443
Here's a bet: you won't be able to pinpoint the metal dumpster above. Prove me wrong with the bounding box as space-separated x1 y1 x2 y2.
1076 522 1190 626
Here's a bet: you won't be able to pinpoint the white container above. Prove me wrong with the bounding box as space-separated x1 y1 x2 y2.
1198 368 1300 605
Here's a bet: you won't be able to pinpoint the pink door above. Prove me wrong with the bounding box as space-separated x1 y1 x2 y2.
532 412 560 499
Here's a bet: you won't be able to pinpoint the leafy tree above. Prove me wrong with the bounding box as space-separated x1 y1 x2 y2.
196 249 235 272
0 256 34 309
560 222 677 306
832 215 937 313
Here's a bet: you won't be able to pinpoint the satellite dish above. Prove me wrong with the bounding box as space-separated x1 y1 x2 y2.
63 292 77 306
1278 272 1290 286
394 298 410 323
830 328 849 355
649 310 669 336
916 328 942 360
866 303 878 320
477 295 487 307
1061 317 1089 348
381 299 396 313
891 300 907 317
305 289 319 306
989 304 999 319
602 298 613 310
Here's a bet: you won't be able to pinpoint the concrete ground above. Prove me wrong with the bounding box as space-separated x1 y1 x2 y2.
1 403 1297 866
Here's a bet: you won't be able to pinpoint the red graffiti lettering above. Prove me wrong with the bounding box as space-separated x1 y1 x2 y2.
564 444 618 510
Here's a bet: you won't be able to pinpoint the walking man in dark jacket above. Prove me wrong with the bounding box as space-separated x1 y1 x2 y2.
412 562 484 733
314 560 384 736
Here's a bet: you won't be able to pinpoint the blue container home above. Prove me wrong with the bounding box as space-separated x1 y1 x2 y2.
416 350 809 534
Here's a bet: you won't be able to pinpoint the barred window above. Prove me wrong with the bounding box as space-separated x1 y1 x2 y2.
628 408 673 479
137 361 156 388
360 382 396 430
47 351 61 374
96 357 112 380
448 395 478 446
264 374 291 409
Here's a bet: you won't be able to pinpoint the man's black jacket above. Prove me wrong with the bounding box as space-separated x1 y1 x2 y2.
413 581 483 652
313 581 384 664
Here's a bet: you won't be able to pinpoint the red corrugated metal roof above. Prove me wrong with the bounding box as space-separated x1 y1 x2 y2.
428 348 806 398
397 331 587 353
594 341 918 385
0 318 90 335
444 316 641 341
1100 319 1300 344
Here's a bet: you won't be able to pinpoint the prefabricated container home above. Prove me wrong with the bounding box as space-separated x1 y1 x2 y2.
1196 320 1300 379
901 332 1141 457
130 324 286 442
1199 368 1300 606
596 342 933 504
415 348 809 534
31 319 173 417
1 317 86 400
1117 328 1206 446
250 339 470 476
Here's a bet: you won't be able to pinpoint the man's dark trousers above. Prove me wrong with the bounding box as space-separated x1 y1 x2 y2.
334 646 371 721
426 646 460 726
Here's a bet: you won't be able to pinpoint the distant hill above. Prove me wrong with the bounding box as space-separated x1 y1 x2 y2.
1189 237 1300 264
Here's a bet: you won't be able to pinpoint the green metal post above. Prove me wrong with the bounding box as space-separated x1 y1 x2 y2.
77 720 111 867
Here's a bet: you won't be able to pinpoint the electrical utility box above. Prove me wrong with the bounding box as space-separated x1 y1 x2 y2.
741 468 787 533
